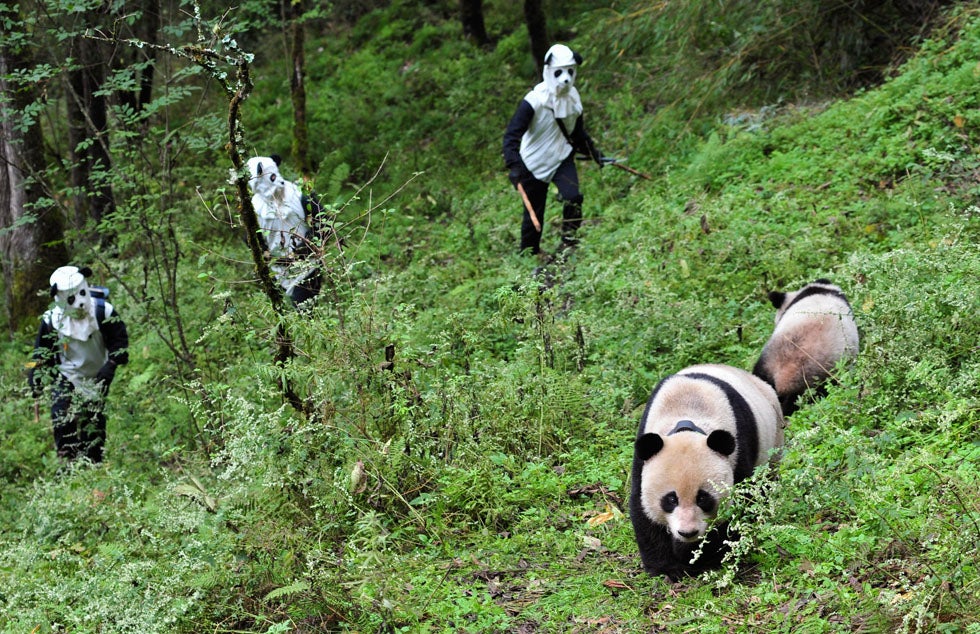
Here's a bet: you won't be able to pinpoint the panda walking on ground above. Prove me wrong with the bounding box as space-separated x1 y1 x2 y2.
629 364 784 580
753 279 860 417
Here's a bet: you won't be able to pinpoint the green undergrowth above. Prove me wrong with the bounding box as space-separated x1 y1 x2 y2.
2 1 980 632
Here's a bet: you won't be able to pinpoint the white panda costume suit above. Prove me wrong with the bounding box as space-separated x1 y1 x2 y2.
502 44 603 254
247 155 322 305
29 266 129 463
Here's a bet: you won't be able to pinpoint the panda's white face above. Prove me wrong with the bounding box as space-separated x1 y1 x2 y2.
247 156 286 203
639 434 733 543
50 266 92 319
54 285 92 319
549 65 576 95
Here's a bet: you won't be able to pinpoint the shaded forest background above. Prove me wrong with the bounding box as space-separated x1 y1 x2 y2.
1 0 978 632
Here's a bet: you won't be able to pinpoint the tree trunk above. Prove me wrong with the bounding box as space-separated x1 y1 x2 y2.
0 40 68 335
114 0 160 115
524 0 549 73
285 0 312 179
460 0 489 46
66 18 115 233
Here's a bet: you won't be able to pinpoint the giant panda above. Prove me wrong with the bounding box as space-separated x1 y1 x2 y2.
629 364 784 580
752 279 859 417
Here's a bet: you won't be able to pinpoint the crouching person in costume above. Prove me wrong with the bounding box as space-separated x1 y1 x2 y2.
28 266 129 464
247 154 323 306
502 43 604 255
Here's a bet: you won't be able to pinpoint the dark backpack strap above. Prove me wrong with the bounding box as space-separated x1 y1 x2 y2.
554 114 598 161
554 116 573 144
95 297 106 327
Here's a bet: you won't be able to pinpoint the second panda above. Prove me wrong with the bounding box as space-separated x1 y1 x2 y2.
753 278 859 416
630 364 784 580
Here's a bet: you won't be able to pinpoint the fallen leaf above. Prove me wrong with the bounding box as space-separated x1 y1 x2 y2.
602 579 631 590
587 511 616 527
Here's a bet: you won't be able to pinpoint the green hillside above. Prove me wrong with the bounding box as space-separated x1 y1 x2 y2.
2 1 978 632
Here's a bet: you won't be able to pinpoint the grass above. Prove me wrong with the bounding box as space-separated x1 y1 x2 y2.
2 0 979 632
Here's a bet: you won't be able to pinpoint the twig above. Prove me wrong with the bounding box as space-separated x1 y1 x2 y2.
516 182 541 231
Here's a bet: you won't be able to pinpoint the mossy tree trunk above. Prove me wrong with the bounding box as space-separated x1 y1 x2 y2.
284 0 312 179
0 29 69 336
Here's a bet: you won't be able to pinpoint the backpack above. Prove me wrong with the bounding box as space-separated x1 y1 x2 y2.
89 285 110 325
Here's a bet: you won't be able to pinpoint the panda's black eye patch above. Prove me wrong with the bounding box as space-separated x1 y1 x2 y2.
568 68 575 77
270 174 277 182
553 70 562 78
66 294 76 305
696 489 717 514
79 289 86 296
660 492 679 513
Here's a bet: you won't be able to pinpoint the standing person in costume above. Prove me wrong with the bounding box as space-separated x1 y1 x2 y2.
28 266 129 464
247 154 322 306
502 43 604 256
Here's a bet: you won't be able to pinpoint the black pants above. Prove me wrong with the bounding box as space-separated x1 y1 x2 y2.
520 154 584 254
288 269 322 307
51 378 107 463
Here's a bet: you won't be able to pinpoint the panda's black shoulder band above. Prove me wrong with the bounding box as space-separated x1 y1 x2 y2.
783 284 849 313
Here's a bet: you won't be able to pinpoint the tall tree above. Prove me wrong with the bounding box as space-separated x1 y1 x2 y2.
524 0 549 71
0 26 68 334
65 8 115 233
283 0 312 179
114 0 160 116
459 0 489 47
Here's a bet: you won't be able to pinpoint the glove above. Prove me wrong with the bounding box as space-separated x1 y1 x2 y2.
28 367 41 398
508 163 531 189
95 360 117 395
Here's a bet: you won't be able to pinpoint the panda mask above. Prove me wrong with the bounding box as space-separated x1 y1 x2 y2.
247 156 286 204
48 265 99 340
542 44 583 119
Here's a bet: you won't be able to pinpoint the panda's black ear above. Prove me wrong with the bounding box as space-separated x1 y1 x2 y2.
256 162 264 176
270 154 282 166
544 51 554 66
78 266 93 278
707 430 736 456
50 284 58 297
636 433 664 461
573 50 583 65
767 290 786 308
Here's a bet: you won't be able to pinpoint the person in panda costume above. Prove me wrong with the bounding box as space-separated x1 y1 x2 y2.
28 266 129 464
246 154 322 306
502 43 604 256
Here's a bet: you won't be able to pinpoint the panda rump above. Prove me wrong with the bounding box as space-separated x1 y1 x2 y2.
629 364 784 579
752 279 859 416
